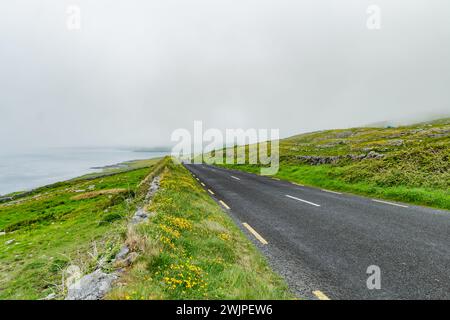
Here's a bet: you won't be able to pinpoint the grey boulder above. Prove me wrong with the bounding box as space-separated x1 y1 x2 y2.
65 270 117 300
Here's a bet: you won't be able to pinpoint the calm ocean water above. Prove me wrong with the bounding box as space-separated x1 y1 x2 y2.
0 148 168 196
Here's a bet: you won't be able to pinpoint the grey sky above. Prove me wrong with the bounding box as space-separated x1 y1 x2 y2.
1 0 449 150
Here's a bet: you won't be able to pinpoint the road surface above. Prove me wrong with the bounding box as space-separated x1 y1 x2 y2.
184 163 450 300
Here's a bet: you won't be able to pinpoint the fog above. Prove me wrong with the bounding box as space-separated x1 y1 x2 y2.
1 0 449 151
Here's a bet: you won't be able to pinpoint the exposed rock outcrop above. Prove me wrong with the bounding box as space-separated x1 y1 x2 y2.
130 208 150 225
295 155 341 165
295 151 384 165
387 139 404 146
365 151 384 159
65 270 118 300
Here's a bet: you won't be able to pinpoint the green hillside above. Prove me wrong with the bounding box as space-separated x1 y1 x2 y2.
0 159 163 299
218 118 450 210
0 157 291 299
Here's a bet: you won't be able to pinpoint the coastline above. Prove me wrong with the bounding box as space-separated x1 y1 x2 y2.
0 155 166 199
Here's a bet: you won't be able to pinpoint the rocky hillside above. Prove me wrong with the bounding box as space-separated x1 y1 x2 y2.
281 118 450 190
219 118 450 209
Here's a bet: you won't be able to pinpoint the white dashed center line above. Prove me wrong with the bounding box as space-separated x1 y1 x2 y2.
322 189 342 195
286 194 321 207
372 199 408 208
231 176 241 181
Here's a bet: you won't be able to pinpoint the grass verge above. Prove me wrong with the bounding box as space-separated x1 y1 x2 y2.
107 160 292 300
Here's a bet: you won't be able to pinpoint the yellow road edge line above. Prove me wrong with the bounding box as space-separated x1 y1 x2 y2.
242 223 268 245
208 189 214 195
272 177 280 181
292 182 304 186
312 290 330 300
219 200 230 210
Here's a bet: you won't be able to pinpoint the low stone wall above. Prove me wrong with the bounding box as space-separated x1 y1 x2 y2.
65 174 162 300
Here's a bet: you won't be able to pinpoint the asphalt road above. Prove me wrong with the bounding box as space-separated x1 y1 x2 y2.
184 163 450 300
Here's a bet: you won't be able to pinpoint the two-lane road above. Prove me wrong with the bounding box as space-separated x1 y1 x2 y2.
184 163 450 300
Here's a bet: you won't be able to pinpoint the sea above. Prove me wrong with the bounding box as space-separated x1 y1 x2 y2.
0 147 169 196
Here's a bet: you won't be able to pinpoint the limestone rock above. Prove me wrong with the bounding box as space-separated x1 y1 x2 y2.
65 270 117 300
115 245 130 261
130 208 149 225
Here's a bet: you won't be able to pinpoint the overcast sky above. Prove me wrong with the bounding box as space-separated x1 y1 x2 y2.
1 0 449 150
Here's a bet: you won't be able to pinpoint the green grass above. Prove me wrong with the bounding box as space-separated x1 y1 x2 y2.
0 157 292 300
215 118 450 210
106 160 292 300
0 160 162 299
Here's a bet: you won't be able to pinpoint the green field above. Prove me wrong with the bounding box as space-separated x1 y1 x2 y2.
0 157 291 300
217 118 450 210
0 160 162 299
